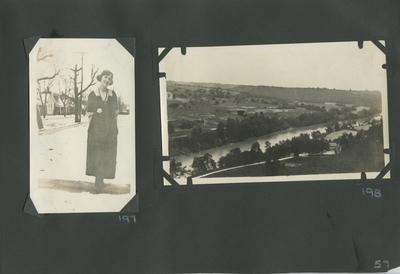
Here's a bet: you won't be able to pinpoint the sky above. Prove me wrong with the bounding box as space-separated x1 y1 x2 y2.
30 38 135 104
160 41 387 92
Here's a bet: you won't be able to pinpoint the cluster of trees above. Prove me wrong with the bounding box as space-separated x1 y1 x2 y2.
36 47 99 122
265 134 330 161
277 102 297 109
180 131 330 177
36 43 130 123
190 153 217 176
277 102 356 112
169 159 189 178
170 143 263 177
325 120 355 134
334 120 383 151
171 120 384 178
302 104 328 112
36 47 65 119
168 119 204 134
217 142 264 170
216 133 329 171
170 105 375 155
169 126 222 156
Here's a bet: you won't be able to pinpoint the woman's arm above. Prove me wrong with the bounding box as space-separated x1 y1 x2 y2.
87 92 95 124
113 90 119 125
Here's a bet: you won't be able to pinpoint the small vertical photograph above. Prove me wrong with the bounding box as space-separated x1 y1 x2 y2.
159 41 390 185
29 38 135 213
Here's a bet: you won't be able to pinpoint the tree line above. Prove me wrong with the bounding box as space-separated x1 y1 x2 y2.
188 132 329 177
170 120 383 178
169 106 377 156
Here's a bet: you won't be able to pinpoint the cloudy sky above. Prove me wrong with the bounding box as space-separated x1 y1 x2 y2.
160 41 387 92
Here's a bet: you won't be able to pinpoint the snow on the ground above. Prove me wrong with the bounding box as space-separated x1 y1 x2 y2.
31 188 132 213
32 114 136 213
41 115 79 129
36 115 134 186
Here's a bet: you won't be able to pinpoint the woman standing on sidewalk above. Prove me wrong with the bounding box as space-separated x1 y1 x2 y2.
86 70 119 193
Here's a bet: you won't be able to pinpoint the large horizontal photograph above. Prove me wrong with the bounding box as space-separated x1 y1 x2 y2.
29 38 135 213
159 41 390 185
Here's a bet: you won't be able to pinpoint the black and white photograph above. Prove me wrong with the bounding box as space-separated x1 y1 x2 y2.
29 38 135 213
159 41 390 185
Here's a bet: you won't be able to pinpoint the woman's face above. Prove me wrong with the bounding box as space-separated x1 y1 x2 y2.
101 74 113 87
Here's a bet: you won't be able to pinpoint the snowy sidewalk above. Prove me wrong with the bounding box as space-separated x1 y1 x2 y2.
35 115 135 187
41 115 86 130
39 178 130 195
32 114 135 213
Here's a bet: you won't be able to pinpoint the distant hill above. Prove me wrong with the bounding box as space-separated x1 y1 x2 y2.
168 81 238 90
167 81 381 107
242 85 381 107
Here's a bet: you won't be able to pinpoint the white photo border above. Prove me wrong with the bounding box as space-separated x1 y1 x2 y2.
29 38 136 213
159 40 391 186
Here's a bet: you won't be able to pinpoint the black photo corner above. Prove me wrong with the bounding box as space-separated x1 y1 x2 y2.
2 1 400 273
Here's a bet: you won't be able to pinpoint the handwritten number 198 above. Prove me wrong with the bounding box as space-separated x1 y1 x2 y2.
362 188 381 198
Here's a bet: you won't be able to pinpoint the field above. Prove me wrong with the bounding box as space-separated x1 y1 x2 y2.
168 98 317 138
167 81 339 139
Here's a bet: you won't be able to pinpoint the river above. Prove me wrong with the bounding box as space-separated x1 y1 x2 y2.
174 124 328 169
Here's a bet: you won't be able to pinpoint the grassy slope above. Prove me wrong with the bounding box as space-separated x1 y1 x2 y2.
205 137 384 178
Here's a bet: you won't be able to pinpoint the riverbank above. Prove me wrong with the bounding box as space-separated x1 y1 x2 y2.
203 136 384 178
173 123 328 169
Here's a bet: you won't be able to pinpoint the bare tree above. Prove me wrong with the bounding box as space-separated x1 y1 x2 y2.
70 54 98 123
36 47 61 118
37 66 61 118
36 46 54 63
59 77 74 117
37 77 58 118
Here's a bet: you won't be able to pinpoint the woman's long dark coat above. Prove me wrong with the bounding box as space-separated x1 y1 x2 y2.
86 90 118 179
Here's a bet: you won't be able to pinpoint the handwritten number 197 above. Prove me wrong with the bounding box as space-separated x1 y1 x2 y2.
119 215 136 223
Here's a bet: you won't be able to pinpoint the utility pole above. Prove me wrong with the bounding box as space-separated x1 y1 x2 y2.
77 52 89 123
70 64 82 123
